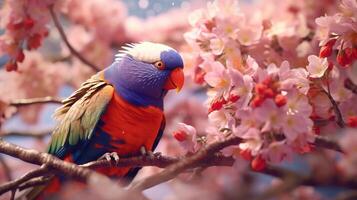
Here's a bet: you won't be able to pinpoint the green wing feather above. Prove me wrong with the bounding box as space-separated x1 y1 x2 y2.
17 74 114 200
47 73 114 155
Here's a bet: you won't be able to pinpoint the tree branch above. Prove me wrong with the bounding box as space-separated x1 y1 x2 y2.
48 6 100 72
9 97 62 107
0 134 346 195
345 78 357 95
0 165 50 195
314 135 343 152
17 176 53 191
0 139 234 195
0 139 111 195
321 89 345 128
0 129 52 139
129 136 244 191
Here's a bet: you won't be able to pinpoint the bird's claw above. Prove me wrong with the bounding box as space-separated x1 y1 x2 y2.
153 152 162 159
100 152 120 166
140 146 161 159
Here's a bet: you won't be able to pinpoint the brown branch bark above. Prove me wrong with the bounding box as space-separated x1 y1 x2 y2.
0 129 51 139
9 97 62 107
345 78 357 94
0 165 49 195
0 134 347 195
321 89 345 128
48 6 100 72
17 176 53 191
0 139 111 195
128 136 244 191
0 139 233 195
314 135 343 152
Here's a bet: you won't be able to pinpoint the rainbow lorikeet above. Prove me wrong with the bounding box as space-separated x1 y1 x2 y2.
25 42 184 199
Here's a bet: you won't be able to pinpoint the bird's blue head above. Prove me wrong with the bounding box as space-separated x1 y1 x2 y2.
104 42 184 109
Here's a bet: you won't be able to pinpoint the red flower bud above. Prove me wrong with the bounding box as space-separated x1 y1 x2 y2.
194 67 206 85
337 50 352 67
251 96 264 108
251 156 266 171
27 34 42 50
229 94 240 103
5 62 18 71
209 100 224 113
262 76 272 86
264 88 275 98
204 20 215 31
7 20 23 30
23 16 35 30
312 126 320 135
347 116 357 128
173 130 187 142
274 94 287 107
16 50 25 63
327 61 334 71
319 45 332 58
255 83 267 95
325 38 337 47
240 149 253 161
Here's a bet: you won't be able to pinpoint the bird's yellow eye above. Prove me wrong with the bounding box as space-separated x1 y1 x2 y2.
154 61 165 70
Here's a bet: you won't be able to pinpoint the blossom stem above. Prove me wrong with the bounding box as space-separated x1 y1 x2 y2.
344 78 357 94
321 89 345 128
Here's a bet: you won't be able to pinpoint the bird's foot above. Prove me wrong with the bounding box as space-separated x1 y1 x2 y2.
140 146 161 159
99 152 120 166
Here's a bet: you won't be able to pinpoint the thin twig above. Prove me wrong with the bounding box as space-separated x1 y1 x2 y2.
18 176 53 191
0 129 52 139
321 89 345 128
0 165 49 195
48 5 100 72
345 78 357 94
10 97 62 107
10 189 15 200
274 134 343 153
314 135 343 152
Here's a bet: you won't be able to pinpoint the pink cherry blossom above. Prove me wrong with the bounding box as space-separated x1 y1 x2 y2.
172 122 199 153
306 55 328 78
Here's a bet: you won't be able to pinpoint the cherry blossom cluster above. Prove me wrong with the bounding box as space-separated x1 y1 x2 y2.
172 0 357 172
0 0 59 71
316 0 357 67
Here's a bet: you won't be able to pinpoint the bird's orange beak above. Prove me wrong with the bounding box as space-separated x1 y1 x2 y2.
163 68 184 92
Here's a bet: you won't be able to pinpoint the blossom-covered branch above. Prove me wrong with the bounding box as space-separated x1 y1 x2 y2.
0 132 349 196
0 139 233 195
129 136 245 191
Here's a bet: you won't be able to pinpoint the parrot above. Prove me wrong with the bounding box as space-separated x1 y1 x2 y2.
23 42 184 199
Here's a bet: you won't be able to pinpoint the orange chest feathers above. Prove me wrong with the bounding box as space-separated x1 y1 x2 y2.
99 92 164 155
